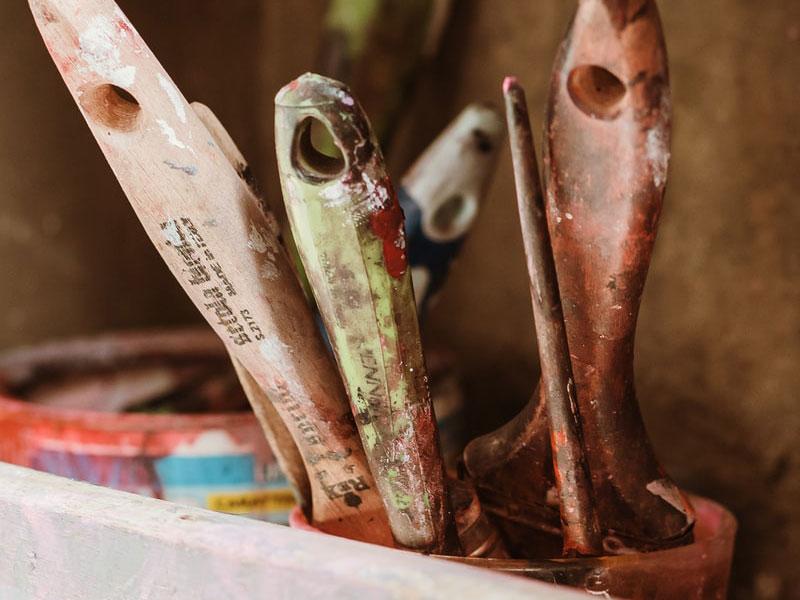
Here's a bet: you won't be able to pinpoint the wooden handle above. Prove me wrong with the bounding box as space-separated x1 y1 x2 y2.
29 0 391 545
189 101 312 509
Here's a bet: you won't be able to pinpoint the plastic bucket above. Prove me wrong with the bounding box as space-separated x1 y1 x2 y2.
0 328 295 523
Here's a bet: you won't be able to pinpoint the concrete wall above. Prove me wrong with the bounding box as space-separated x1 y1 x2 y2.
1 1 797 598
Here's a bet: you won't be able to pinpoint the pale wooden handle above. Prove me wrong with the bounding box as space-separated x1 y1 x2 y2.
31 0 391 544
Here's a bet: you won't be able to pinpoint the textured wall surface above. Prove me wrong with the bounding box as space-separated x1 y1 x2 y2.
0 1 797 598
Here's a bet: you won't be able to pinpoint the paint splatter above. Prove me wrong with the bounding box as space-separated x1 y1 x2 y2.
259 335 294 377
369 181 408 278
335 89 355 106
156 119 188 150
247 222 280 280
78 16 136 87
163 160 196 176
260 262 280 281
646 94 671 189
158 73 187 123
161 219 182 246
646 478 691 517
319 180 351 208
351 171 391 226
247 222 271 253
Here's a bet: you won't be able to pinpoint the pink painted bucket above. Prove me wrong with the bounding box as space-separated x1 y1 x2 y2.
0 328 295 523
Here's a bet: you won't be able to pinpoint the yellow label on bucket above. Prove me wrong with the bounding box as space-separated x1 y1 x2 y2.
208 489 296 514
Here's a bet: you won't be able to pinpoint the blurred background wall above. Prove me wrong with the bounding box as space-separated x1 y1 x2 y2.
0 1 797 598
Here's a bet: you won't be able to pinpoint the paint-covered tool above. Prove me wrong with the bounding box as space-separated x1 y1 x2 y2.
542 0 694 552
462 385 558 556
318 0 453 150
190 101 311 510
503 77 601 556
275 73 453 553
30 0 392 546
399 104 504 315
464 0 694 556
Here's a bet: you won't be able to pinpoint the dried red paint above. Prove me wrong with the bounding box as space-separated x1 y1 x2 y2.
116 19 133 35
369 183 408 278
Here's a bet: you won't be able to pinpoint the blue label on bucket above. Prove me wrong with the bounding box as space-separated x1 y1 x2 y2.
30 446 294 524
154 454 255 487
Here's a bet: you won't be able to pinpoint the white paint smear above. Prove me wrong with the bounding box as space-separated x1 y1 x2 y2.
260 262 280 281
247 222 270 253
156 119 188 150
259 335 294 376
361 171 390 210
79 16 136 87
336 88 355 106
646 94 671 189
319 180 351 207
646 478 689 515
247 222 280 280
158 73 187 123
161 219 182 246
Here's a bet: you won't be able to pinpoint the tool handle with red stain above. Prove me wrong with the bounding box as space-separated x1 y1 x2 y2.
275 73 453 554
543 0 694 550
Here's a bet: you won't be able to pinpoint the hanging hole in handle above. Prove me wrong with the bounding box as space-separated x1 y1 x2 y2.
566 65 626 120
426 194 478 242
472 128 494 154
291 117 346 183
79 84 141 131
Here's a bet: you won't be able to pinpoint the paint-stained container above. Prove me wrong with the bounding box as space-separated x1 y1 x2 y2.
290 495 736 598
0 328 295 523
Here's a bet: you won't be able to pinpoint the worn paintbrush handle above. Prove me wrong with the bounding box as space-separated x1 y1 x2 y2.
190 101 312 508
275 74 451 553
400 103 504 315
544 0 693 549
229 359 311 508
29 0 391 545
318 0 450 149
504 77 602 556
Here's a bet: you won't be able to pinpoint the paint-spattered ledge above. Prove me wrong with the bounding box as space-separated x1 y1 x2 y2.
0 463 586 599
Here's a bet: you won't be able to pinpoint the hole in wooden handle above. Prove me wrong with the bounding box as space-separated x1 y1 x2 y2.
79 84 141 132
566 65 626 120
291 117 346 183
425 194 478 242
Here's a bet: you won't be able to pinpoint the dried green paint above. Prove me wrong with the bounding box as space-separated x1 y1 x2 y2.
275 75 449 552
